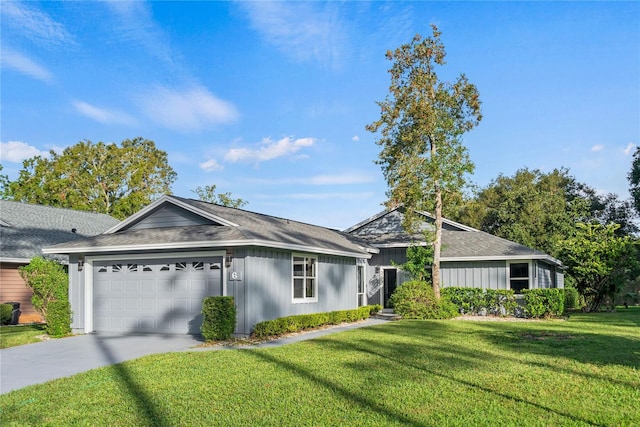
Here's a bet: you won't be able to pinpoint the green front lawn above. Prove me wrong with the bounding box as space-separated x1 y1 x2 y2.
0 324 46 349
1 309 639 426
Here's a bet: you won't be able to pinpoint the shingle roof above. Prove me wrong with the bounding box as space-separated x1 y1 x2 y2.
346 208 561 265
44 196 376 258
0 200 119 263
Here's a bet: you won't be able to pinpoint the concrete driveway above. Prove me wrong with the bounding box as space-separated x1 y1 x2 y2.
0 332 203 394
1 318 389 394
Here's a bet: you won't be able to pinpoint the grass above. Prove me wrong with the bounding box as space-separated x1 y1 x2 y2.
0 324 46 349
1 308 639 426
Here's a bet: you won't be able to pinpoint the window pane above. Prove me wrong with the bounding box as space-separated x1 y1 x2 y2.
293 258 304 277
510 263 528 278
293 279 304 298
510 279 528 293
358 294 364 307
306 258 316 278
305 279 315 298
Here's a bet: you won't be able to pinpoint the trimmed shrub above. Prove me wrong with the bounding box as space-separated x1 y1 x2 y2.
252 305 378 339
45 300 72 337
390 280 458 320
0 303 13 325
441 287 517 316
201 296 237 341
18 257 68 320
564 288 581 310
522 289 565 318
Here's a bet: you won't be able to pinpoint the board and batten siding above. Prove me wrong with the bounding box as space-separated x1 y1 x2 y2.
440 261 507 290
240 248 357 334
68 254 85 332
127 204 215 230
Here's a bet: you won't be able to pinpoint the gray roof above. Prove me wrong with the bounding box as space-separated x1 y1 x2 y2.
44 196 376 258
0 200 120 263
346 208 561 265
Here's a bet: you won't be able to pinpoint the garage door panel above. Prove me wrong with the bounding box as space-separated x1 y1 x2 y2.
94 256 223 334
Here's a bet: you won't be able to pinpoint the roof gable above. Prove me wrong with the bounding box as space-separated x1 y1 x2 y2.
106 195 238 233
344 207 475 236
44 196 377 259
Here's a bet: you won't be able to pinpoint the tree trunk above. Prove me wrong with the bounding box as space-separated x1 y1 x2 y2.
432 179 442 299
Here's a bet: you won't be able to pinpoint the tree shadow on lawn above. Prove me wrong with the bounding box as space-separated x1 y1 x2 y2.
466 320 640 370
310 326 606 427
244 347 430 427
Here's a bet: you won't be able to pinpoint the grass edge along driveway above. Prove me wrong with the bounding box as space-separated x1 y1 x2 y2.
1 308 639 426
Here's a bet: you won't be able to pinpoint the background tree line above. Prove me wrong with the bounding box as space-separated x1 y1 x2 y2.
0 137 245 220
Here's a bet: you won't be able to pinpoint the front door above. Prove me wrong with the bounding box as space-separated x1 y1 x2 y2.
383 269 397 309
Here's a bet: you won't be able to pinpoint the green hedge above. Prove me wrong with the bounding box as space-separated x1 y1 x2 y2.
45 300 72 337
563 287 581 310
442 287 517 316
390 280 458 319
201 296 237 341
522 289 565 318
0 303 13 325
252 305 381 339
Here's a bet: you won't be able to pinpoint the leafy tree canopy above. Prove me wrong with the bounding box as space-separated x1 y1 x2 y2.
628 146 640 214
366 25 482 297
455 168 637 256
7 138 176 219
555 223 638 312
192 184 247 208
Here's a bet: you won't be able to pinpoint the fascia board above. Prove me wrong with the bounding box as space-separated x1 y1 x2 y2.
42 239 372 259
442 254 563 266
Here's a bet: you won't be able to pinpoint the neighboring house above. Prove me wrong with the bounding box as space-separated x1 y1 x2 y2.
43 195 377 336
0 200 119 323
345 207 564 308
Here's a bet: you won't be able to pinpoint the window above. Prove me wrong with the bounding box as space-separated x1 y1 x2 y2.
293 255 317 302
509 262 529 293
357 265 365 307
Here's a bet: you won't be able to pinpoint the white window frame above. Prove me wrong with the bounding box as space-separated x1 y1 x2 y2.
292 254 318 303
356 262 366 307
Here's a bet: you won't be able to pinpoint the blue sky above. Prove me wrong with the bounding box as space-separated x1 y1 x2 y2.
1 1 638 229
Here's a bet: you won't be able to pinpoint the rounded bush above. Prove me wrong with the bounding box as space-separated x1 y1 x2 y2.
390 280 458 319
564 288 581 310
0 303 13 325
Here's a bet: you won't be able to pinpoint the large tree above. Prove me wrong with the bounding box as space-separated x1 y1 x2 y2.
628 146 640 215
366 25 482 298
8 138 176 219
192 184 247 208
456 168 637 256
555 223 638 312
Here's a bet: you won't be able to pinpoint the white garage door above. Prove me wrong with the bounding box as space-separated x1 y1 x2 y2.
93 257 223 334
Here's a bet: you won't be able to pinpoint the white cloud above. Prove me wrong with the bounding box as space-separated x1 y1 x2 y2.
352 135 360 142
2 2 75 47
624 143 636 156
0 141 49 163
591 144 604 152
73 100 136 126
137 85 238 132
200 159 224 172
239 2 350 69
225 137 315 163
0 49 53 82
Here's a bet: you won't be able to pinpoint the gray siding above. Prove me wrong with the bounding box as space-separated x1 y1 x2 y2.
369 247 407 267
440 261 507 290
128 204 216 230
68 254 84 332
536 262 555 289
241 248 357 334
